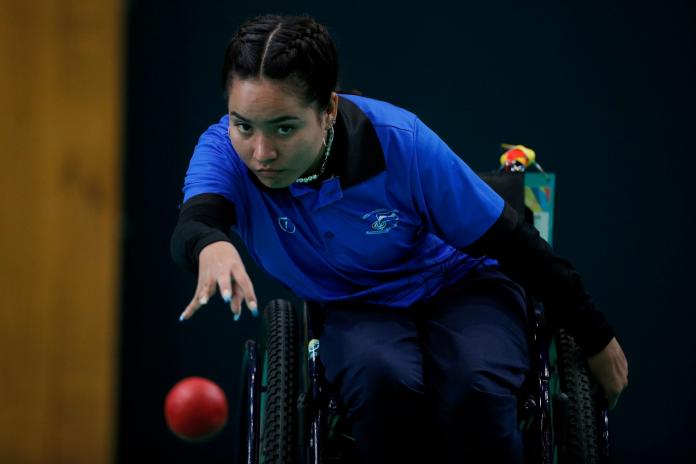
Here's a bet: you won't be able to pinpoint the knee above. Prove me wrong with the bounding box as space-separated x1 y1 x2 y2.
341 349 424 414
438 363 518 418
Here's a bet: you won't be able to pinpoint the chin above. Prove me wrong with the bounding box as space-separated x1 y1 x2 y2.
256 175 294 189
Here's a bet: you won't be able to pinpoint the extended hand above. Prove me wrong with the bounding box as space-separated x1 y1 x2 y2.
587 337 628 409
179 241 258 321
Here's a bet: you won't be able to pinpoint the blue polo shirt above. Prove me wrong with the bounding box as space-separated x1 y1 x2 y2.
182 94 504 307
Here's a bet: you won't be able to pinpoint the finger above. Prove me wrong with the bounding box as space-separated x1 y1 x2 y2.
202 278 218 301
231 282 243 321
180 292 207 321
604 381 623 409
179 281 214 321
231 269 258 317
179 294 199 321
216 273 234 306
608 392 620 410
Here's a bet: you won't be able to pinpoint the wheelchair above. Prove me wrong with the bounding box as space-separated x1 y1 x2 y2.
236 171 611 464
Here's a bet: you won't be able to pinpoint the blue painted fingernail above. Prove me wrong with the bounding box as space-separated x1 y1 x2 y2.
222 290 231 303
179 313 186 322
249 301 258 317
233 313 241 321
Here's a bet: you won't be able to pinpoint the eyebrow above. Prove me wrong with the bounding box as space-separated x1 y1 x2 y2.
229 111 300 124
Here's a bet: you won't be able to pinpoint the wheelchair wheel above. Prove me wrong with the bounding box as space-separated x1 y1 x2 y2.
260 299 299 464
556 329 601 464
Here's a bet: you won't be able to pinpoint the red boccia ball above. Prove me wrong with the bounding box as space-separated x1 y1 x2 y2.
164 376 228 442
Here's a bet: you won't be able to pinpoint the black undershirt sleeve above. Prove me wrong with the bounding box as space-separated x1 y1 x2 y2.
463 202 615 357
170 193 236 273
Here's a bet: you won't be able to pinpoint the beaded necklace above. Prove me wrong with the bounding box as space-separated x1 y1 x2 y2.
294 125 335 184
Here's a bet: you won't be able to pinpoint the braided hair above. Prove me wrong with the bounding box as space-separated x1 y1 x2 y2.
222 15 339 111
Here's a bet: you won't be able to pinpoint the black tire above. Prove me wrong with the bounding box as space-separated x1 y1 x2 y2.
556 329 601 464
260 299 299 464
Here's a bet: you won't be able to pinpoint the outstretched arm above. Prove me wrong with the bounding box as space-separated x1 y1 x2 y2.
171 193 257 320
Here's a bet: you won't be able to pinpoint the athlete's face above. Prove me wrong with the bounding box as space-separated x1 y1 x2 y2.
226 78 337 188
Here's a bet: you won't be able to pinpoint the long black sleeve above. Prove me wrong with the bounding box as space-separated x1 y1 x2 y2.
170 193 236 273
464 202 615 357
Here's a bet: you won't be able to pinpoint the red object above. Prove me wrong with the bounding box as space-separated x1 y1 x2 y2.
504 149 529 165
164 376 228 442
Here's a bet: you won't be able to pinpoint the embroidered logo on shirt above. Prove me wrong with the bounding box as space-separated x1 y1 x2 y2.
278 217 296 234
362 209 400 235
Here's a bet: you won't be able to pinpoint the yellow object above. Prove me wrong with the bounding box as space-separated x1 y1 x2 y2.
500 144 537 168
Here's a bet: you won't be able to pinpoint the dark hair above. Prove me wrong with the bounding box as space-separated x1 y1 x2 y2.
222 15 339 111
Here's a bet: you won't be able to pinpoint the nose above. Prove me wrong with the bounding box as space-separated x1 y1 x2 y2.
252 135 278 164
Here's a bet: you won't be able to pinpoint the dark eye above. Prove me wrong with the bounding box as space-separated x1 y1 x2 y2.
277 126 294 136
234 123 253 135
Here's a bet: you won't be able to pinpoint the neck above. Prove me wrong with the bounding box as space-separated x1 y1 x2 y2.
295 125 335 184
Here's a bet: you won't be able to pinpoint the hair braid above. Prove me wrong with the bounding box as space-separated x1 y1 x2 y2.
221 15 338 110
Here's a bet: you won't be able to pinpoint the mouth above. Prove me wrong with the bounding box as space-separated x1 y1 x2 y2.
254 169 285 179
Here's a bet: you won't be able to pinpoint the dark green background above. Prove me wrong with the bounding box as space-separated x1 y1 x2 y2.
120 1 695 461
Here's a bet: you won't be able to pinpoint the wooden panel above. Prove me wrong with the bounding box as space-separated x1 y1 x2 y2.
0 0 121 462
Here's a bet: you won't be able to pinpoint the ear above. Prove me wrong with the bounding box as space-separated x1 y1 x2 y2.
319 93 339 129
327 92 339 123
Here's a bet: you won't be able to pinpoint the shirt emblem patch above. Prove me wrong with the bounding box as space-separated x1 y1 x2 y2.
278 217 297 234
362 209 400 235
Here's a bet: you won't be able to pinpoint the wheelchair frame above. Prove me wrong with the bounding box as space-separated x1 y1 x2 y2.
239 297 610 464
237 170 611 463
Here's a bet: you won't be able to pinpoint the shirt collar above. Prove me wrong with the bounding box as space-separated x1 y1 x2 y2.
331 95 387 190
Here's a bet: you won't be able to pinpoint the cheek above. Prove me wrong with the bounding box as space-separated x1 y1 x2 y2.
296 133 322 159
229 137 253 163
296 139 316 159
275 136 316 166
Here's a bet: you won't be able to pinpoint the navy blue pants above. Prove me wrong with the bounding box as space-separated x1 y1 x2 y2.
319 267 530 463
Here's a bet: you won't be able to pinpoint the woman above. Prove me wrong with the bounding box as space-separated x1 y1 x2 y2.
170 14 627 463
